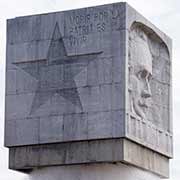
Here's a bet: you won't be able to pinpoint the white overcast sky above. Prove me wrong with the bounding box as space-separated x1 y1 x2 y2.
0 0 179 180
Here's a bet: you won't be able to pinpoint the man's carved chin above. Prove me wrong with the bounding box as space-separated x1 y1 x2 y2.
133 98 149 119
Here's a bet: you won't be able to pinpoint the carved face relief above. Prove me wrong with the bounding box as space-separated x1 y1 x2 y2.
129 28 152 120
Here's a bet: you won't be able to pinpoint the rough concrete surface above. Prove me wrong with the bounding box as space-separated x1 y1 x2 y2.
5 2 172 178
28 163 160 180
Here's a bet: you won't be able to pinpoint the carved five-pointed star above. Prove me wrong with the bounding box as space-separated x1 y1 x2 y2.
14 23 101 115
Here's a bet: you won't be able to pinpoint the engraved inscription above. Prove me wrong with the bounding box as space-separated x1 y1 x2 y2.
69 35 87 47
68 10 109 35
65 6 122 47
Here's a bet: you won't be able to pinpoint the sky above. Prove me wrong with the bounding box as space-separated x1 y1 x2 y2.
0 0 179 179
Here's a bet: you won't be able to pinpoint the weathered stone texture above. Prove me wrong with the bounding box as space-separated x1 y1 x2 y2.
9 139 169 178
5 2 172 178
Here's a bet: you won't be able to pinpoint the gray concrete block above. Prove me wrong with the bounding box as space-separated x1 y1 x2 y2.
5 120 15 146
39 143 67 166
6 40 51 66
88 111 112 139
111 83 124 110
5 2 172 177
64 63 87 88
5 118 39 147
86 86 101 112
9 139 124 170
15 67 38 94
98 58 113 84
6 69 16 95
63 113 88 141
99 84 112 111
74 64 88 87
17 118 39 145
123 139 169 178
8 139 169 178
40 64 64 90
40 115 63 143
9 146 27 169
7 17 34 44
7 12 64 44
112 49 126 84
86 57 114 87
87 59 99 86
112 110 125 137
65 142 89 164
5 93 33 120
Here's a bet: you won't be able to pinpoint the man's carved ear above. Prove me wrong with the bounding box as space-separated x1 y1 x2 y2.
129 32 133 41
128 64 135 93
128 64 133 74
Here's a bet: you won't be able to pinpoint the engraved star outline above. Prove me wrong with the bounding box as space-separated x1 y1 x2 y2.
14 22 102 115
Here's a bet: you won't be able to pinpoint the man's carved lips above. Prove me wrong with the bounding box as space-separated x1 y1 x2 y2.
138 99 149 108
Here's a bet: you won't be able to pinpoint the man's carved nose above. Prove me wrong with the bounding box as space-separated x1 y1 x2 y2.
141 89 152 98
141 78 152 98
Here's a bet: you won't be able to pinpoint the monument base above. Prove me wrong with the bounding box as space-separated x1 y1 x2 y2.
9 139 169 178
28 163 161 180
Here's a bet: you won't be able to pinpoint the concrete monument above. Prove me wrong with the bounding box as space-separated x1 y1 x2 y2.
5 2 172 179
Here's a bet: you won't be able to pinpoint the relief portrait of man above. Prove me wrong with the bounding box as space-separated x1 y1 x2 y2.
129 27 153 120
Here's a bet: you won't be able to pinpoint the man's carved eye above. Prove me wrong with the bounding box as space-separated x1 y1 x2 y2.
138 70 147 79
140 70 147 78
138 70 152 81
148 73 152 81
